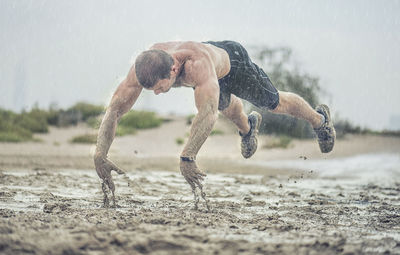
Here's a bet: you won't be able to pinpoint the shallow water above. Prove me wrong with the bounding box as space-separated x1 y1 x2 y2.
250 153 400 181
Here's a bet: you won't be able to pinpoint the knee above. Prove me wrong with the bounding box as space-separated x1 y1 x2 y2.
269 91 292 114
222 95 242 116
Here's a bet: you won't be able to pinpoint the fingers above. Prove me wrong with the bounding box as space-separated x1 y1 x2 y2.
95 157 125 179
181 162 207 190
192 176 203 189
95 157 123 208
106 159 126 175
191 184 200 210
197 171 207 177
105 177 115 192
183 176 196 190
102 182 110 208
182 171 204 190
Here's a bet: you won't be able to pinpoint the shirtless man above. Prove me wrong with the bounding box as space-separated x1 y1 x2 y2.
94 40 336 209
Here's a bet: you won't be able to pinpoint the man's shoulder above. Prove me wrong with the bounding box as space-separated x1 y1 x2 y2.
150 41 202 50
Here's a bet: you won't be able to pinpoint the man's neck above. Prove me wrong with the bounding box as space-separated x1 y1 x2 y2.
173 50 190 72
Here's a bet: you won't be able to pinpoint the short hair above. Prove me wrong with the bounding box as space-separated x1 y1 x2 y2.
135 49 174 88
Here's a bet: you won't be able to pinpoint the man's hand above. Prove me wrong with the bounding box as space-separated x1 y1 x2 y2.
94 154 125 208
180 159 209 211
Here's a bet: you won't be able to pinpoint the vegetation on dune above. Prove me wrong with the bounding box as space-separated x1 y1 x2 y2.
86 116 101 129
0 108 40 142
14 109 49 133
334 118 400 138
115 110 163 136
115 125 137 136
175 137 185 145
263 135 292 149
67 102 105 121
0 102 163 142
118 110 163 130
70 134 97 144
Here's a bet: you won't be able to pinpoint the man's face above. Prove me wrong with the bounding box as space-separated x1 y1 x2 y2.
151 77 175 95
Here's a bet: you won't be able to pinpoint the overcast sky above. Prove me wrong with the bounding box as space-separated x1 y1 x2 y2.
1 0 399 130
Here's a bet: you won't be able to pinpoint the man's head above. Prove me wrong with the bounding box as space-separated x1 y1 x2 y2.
135 49 175 90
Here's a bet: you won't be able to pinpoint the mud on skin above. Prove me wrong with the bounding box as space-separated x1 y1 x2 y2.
0 169 399 255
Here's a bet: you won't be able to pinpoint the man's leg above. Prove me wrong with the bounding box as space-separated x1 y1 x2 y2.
270 91 323 128
221 95 262 158
221 95 250 135
271 91 336 153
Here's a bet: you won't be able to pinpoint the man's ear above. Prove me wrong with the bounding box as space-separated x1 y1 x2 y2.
171 65 178 75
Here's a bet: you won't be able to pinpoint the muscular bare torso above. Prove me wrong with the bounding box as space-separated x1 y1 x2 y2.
150 41 231 88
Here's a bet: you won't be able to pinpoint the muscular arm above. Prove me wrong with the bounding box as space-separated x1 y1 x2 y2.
94 66 142 206
95 67 142 158
181 82 219 158
95 79 142 158
179 72 219 210
177 54 219 198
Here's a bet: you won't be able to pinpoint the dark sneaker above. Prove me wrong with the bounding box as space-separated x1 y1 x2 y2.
240 111 262 158
314 104 336 153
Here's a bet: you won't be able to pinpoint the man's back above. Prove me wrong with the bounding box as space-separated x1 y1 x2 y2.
150 41 231 84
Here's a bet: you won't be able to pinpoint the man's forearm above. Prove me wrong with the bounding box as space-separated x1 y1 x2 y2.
181 101 218 157
95 108 119 157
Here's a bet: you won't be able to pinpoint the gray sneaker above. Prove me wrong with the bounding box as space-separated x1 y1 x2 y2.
240 111 262 159
314 104 336 153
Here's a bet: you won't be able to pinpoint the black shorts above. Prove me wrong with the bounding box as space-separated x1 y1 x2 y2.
204 40 279 111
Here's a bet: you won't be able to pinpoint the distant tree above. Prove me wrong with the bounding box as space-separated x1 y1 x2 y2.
248 46 323 138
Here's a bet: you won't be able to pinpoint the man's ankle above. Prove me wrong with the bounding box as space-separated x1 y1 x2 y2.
313 114 325 129
239 126 250 136
317 114 325 128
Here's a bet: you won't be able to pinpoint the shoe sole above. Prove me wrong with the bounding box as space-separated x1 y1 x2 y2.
315 104 336 153
241 111 262 159
249 111 262 132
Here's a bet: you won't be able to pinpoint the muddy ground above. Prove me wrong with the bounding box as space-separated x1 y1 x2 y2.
1 164 399 255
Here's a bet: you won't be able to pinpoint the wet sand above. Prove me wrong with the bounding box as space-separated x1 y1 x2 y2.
1 166 399 255
1 119 400 254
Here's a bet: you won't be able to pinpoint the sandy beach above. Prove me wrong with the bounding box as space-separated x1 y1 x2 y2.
1 116 400 254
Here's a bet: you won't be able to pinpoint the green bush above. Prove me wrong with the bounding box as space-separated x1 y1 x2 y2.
119 110 163 130
115 125 137 136
0 108 17 121
0 109 34 142
70 134 97 144
175 137 184 145
14 109 49 133
334 118 400 138
86 116 101 129
46 109 61 126
263 135 292 149
68 102 104 121
0 129 33 142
